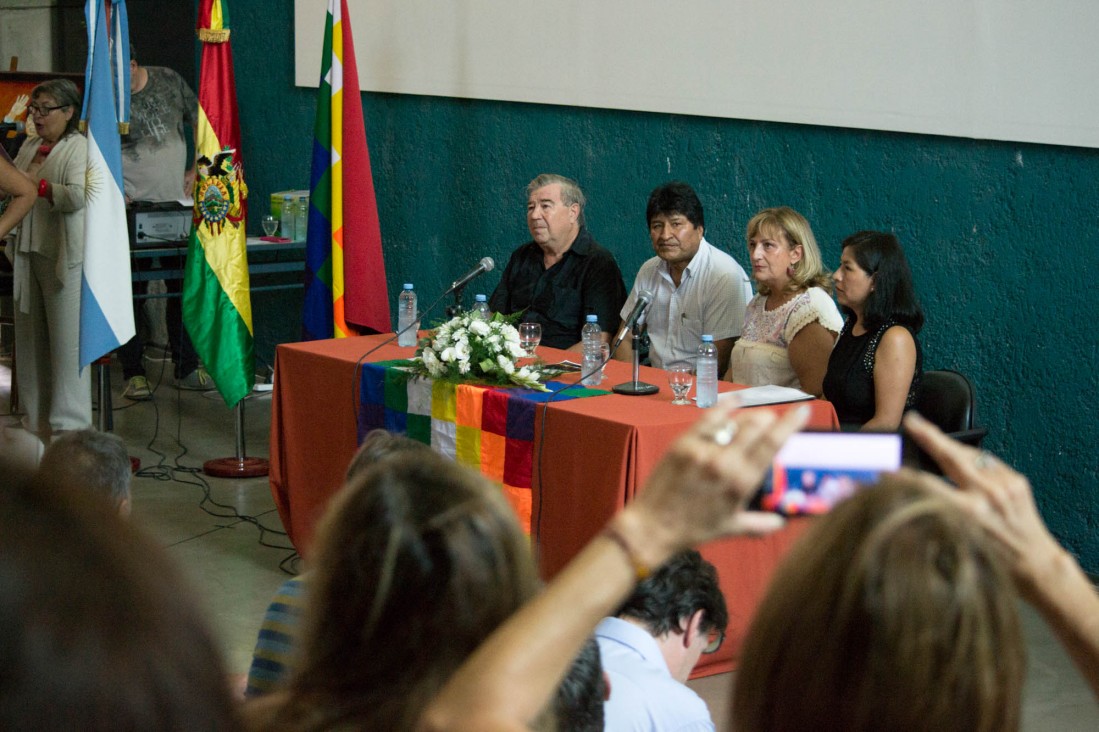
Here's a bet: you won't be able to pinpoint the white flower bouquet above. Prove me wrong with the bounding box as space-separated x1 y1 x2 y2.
407 311 549 391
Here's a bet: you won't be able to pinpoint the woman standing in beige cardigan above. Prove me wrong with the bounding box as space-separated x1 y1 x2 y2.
10 79 89 438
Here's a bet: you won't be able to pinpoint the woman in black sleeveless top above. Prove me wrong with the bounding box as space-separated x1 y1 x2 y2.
822 231 923 430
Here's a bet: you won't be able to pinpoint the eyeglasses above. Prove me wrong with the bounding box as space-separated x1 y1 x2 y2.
702 628 725 655
28 104 67 117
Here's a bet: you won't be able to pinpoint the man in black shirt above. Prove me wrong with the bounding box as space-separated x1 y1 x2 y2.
489 174 626 350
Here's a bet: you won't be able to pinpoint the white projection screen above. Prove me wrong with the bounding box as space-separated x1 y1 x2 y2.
293 0 1099 150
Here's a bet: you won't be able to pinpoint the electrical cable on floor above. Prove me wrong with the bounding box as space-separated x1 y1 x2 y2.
123 330 294 553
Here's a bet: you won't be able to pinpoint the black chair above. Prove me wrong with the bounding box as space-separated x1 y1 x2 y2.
905 369 988 473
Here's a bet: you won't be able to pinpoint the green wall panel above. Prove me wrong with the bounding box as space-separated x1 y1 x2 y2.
232 1 1099 571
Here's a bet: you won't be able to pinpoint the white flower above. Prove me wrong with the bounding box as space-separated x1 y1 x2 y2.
502 326 521 345
497 354 515 375
451 328 468 342
468 319 490 337
480 358 496 373
422 349 445 377
440 347 456 363
506 341 526 359
454 340 471 361
458 361 471 374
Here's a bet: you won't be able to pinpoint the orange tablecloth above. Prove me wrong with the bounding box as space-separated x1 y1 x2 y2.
269 333 838 676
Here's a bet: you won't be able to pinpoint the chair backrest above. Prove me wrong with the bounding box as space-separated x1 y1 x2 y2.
914 369 978 434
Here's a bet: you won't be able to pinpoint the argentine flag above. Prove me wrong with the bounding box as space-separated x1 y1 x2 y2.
79 0 135 368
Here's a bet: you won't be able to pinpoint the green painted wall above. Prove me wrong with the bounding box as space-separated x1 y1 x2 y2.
232 2 1099 570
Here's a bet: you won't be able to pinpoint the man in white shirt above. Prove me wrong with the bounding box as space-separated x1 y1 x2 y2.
595 550 727 732
615 182 752 374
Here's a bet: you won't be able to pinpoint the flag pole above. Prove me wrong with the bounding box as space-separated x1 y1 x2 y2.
203 397 268 478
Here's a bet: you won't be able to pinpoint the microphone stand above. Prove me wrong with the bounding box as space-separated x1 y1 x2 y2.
612 329 659 396
445 284 466 318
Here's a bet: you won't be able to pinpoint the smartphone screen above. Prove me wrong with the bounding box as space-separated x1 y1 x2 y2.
753 431 902 516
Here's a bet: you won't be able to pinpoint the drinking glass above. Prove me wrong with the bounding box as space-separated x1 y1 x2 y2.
519 322 542 357
668 365 694 405
262 214 278 237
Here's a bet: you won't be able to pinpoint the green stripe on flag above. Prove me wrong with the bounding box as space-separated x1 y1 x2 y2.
183 232 254 406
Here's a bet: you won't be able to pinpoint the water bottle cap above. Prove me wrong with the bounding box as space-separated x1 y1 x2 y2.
283 194 293 200
586 314 598 323
403 283 414 290
701 334 714 342
475 294 487 302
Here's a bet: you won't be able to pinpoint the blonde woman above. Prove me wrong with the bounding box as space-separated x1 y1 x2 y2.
726 207 842 396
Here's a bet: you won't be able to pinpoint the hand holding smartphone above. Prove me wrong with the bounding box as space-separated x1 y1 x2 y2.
752 431 902 515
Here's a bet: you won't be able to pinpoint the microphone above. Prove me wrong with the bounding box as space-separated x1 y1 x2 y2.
0 121 25 134
447 256 495 295
610 289 654 356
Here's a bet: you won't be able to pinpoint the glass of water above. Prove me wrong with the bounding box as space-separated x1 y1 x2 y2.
518 322 542 357
668 365 694 405
262 214 278 237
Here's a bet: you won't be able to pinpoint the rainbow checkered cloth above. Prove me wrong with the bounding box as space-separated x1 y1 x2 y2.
359 360 608 530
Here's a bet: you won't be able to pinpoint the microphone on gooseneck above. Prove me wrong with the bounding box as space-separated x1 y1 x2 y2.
447 257 495 295
609 289 654 357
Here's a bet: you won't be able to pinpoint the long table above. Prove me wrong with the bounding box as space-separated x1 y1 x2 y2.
269 334 837 676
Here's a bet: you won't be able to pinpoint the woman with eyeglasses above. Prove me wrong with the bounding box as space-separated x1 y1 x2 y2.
9 78 91 438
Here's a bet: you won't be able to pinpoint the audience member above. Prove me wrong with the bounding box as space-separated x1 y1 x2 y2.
732 477 1022 731
725 206 842 396
10 79 91 439
822 231 924 430
0 455 240 730
416 405 1099 732
244 429 429 697
245 450 541 730
117 43 208 400
550 638 606 732
38 429 132 515
597 549 727 731
490 173 627 350
615 182 751 374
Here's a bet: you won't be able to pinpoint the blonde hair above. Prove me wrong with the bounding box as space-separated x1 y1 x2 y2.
732 478 1024 732
746 206 832 295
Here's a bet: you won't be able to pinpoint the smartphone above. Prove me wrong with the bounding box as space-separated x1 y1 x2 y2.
752 431 902 516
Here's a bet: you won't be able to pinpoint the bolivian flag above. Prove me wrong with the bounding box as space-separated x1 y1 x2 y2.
183 0 253 407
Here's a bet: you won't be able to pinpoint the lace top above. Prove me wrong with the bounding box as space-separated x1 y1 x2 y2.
728 287 843 389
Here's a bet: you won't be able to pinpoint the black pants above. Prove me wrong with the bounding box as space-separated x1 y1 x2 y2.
117 256 199 380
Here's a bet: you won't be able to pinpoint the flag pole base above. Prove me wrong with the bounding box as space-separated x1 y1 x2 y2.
203 456 269 478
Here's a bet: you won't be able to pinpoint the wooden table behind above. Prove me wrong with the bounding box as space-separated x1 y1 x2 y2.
269 334 837 676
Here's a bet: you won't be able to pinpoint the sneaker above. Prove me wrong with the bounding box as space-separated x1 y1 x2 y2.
176 367 215 391
122 375 153 401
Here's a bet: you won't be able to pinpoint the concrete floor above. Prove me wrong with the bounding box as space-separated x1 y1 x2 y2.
1 349 1098 729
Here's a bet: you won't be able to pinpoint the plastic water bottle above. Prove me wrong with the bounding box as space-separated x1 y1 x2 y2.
281 194 296 241
581 314 603 386
696 334 718 408
397 283 418 347
296 195 309 241
471 294 490 321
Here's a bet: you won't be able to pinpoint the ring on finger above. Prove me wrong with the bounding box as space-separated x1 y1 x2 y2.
974 451 995 470
706 422 738 447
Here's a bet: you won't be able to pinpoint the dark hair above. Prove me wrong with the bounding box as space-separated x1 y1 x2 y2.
39 429 131 510
733 478 1024 732
31 78 82 138
259 452 540 731
616 549 728 636
646 181 705 229
345 428 430 481
551 638 605 732
0 456 239 730
840 231 924 333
